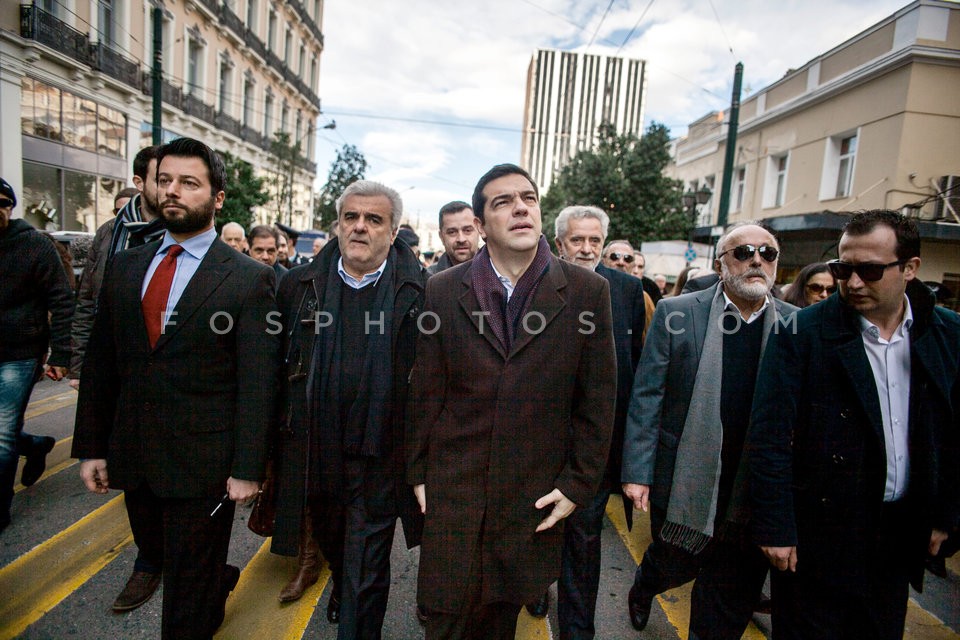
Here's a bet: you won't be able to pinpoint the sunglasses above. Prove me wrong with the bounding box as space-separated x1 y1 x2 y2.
805 283 837 295
827 259 906 282
608 252 635 263
718 244 779 263
0 199 13 208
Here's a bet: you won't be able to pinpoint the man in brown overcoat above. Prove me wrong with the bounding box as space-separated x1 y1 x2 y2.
406 164 617 639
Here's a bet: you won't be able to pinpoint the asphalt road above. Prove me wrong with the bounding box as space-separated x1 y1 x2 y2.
2 379 958 639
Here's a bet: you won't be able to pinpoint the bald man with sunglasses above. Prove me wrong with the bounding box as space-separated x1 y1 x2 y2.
747 210 960 639
621 222 797 639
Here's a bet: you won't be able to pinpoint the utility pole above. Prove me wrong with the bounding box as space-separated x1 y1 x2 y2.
151 7 163 145
717 62 743 228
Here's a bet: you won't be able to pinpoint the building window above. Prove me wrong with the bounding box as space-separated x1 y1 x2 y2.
61 90 98 152
98 0 115 47
263 92 273 137
835 134 857 198
734 166 746 212
310 56 318 92
763 153 789 209
97 104 127 158
819 130 859 201
295 110 302 145
280 101 289 134
298 44 306 78
243 77 255 128
313 0 320 19
187 38 204 95
21 77 63 141
267 10 276 50
246 0 257 30
218 58 234 114
284 29 292 65
21 163 119 233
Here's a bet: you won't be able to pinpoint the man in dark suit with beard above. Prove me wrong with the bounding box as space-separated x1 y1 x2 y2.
73 137 279 639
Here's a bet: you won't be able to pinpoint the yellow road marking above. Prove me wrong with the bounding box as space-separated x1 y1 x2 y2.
14 437 75 493
605 499 767 640
0 495 132 638
24 391 77 420
516 608 552 638
215 539 331 640
905 598 960 640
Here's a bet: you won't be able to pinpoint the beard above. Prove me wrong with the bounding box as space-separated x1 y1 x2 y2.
160 198 215 234
721 263 774 301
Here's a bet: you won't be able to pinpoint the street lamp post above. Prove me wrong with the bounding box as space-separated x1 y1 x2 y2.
682 185 713 264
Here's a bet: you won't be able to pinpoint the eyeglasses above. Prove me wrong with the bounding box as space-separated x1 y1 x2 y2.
0 199 13 209
827 259 906 282
805 283 837 295
607 252 634 263
718 244 779 263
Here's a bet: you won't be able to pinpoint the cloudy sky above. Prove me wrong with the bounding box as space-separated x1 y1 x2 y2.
312 0 909 236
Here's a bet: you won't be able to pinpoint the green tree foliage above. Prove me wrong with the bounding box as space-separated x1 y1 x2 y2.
217 151 270 232
540 122 687 246
315 144 368 230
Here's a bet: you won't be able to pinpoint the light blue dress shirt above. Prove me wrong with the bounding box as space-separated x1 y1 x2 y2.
337 256 387 289
141 228 218 329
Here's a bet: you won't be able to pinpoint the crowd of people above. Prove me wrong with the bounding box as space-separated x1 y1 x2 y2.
0 136 957 640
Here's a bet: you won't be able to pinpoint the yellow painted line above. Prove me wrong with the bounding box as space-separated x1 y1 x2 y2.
14 437 75 493
24 391 77 420
215 539 331 640
0 494 133 638
904 599 960 640
605 499 767 640
947 553 960 578
516 608 552 638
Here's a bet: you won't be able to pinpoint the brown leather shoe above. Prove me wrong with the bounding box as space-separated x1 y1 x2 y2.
113 570 162 612
278 519 321 602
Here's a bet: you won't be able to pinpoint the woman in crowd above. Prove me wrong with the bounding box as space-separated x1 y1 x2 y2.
782 262 836 308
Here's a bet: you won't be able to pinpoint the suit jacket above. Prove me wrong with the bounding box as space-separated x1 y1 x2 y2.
620 282 796 513
595 264 645 491
72 237 280 498
407 254 617 611
748 282 960 591
270 238 426 557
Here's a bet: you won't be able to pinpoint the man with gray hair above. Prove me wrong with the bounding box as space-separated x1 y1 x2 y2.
621 222 796 639
272 180 425 639
524 204 644 638
219 222 246 252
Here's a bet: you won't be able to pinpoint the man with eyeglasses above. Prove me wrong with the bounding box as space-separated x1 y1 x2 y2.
621 222 797 639
747 210 959 639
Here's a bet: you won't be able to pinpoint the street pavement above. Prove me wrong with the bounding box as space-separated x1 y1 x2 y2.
2 378 958 639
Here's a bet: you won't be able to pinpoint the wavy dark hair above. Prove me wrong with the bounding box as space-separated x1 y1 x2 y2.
783 262 834 308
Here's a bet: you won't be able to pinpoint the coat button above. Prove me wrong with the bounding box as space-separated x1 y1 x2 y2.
832 454 845 464
840 408 850 419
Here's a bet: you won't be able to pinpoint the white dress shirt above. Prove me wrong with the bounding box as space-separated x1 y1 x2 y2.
859 296 913 502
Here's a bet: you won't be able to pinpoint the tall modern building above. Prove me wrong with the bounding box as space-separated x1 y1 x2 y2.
521 48 647 191
0 0 323 233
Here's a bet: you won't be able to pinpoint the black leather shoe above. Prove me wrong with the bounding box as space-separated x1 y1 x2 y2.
211 564 241 633
525 591 549 618
326 593 341 623
628 584 653 631
113 570 162 612
21 436 55 487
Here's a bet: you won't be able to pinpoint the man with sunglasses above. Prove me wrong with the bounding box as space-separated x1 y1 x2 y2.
748 210 959 639
603 240 662 306
621 222 797 639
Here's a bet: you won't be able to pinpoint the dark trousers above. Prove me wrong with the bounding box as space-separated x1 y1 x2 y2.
329 457 398 640
632 506 768 640
124 482 236 640
770 501 913 640
558 485 611 640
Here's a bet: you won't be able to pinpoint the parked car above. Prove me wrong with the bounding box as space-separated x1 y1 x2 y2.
48 230 94 294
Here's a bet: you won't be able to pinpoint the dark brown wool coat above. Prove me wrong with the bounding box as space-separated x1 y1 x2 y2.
407 255 617 612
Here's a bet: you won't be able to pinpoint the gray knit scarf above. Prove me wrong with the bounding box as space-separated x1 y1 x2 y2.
661 285 780 554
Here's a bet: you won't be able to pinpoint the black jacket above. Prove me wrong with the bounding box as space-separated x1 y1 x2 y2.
748 282 960 591
0 219 74 366
271 238 426 556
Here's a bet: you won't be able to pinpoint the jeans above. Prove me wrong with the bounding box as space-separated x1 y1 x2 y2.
0 358 40 523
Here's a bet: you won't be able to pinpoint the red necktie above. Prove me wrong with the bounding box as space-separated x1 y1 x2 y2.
142 245 184 348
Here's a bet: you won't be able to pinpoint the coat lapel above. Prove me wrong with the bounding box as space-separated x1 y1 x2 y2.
459 264 507 360
509 258 567 357
124 245 160 353
153 240 232 350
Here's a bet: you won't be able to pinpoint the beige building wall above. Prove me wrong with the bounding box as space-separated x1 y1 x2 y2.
665 0 960 284
0 0 323 232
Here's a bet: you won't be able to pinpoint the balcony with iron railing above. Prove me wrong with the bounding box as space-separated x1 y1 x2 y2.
20 4 142 90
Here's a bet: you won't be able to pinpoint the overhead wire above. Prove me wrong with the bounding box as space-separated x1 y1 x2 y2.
705 0 736 58
586 0 617 50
